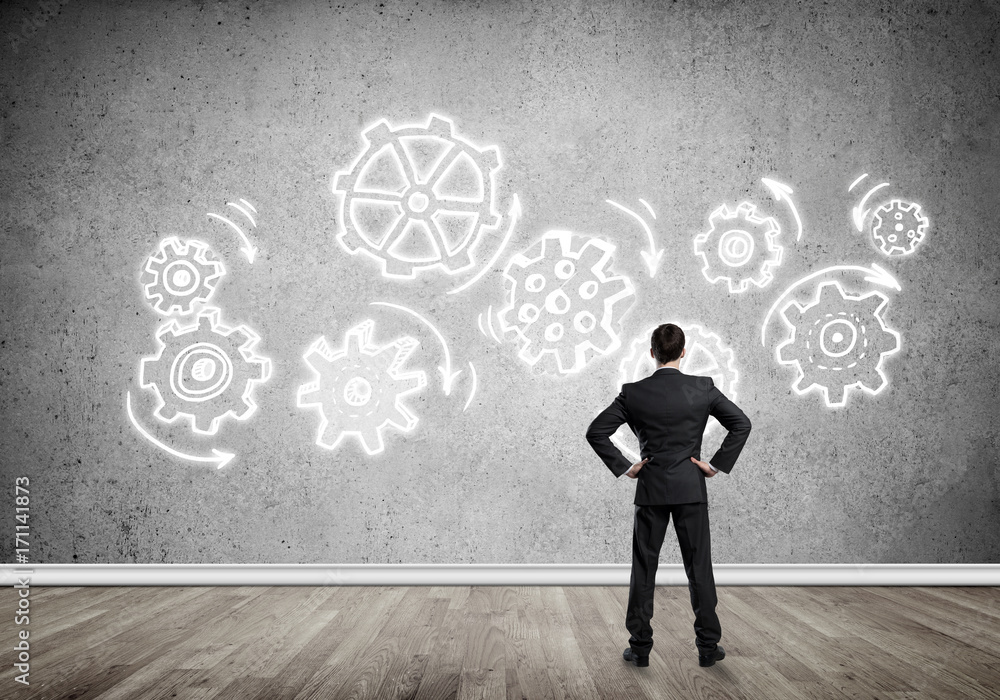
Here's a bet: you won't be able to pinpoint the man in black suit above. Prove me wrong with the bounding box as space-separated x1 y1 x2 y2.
586 323 751 668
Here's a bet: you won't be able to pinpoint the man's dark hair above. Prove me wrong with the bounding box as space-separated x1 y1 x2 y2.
651 323 685 364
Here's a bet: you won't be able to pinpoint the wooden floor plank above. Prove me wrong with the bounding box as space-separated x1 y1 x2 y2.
0 586 996 700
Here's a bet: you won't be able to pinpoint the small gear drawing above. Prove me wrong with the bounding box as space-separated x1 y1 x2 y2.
498 230 635 375
332 113 503 279
777 281 901 408
611 323 739 461
297 320 427 455
140 307 271 435
871 199 929 256
142 237 225 316
693 201 782 293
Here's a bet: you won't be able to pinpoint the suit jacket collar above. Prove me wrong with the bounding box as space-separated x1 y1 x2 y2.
654 366 681 374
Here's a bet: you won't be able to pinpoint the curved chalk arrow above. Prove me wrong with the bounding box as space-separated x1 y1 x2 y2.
208 213 258 264
370 302 462 395
760 263 901 346
126 391 235 469
448 195 522 295
607 199 663 277
852 182 890 232
761 178 803 241
463 361 478 412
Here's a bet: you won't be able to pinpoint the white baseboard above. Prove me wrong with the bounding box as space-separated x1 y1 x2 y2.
2 563 998 586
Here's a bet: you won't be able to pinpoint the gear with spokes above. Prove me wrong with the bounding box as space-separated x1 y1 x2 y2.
332 113 503 279
297 320 427 455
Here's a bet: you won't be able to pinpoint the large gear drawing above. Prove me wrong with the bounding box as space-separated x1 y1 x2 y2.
140 307 271 435
693 201 782 293
142 237 225 316
871 199 928 256
498 230 635 375
332 113 503 279
611 323 739 461
777 281 900 407
297 320 427 455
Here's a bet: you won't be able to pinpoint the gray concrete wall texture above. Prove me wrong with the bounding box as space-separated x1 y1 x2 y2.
1 0 998 565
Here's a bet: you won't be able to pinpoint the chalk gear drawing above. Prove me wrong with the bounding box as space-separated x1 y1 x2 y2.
332 114 503 279
499 230 635 375
619 323 738 437
694 202 782 293
142 236 225 316
140 307 272 435
777 281 901 408
871 199 929 256
297 320 427 455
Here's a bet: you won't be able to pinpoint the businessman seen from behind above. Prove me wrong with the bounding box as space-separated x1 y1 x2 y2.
586 323 751 669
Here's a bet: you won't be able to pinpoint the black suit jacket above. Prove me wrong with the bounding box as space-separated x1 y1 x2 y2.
586 367 751 505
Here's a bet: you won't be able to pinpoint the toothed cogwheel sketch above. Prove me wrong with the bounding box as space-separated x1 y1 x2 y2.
694 202 782 293
871 199 928 256
297 320 427 455
777 281 900 408
142 237 225 315
332 113 502 279
140 308 271 435
611 323 739 460
499 230 635 375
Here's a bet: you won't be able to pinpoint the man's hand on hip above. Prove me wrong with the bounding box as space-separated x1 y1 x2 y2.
690 457 717 477
625 458 649 479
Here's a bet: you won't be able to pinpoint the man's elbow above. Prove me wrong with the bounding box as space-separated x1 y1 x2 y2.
738 415 752 435
585 422 604 445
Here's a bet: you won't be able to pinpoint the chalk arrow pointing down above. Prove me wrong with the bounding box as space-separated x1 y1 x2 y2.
370 302 462 395
606 199 663 277
126 391 236 469
207 213 258 264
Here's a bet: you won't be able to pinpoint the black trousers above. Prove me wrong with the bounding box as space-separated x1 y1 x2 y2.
626 502 721 656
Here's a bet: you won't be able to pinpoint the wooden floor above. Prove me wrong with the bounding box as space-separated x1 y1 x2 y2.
1 586 998 699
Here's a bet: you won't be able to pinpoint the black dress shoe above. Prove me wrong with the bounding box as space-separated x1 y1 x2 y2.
698 645 726 667
622 648 649 667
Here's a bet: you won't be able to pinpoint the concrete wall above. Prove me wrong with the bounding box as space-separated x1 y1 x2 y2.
1 0 997 565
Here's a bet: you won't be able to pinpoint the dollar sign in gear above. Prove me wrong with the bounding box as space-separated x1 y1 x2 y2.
693 201 782 293
332 113 502 279
140 307 271 435
871 199 928 256
297 320 427 455
777 281 901 407
499 230 635 375
142 237 225 316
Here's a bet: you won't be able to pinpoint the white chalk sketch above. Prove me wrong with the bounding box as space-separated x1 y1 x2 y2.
498 230 635 375
207 198 259 264
871 199 929 256
760 178 803 240
611 323 739 462
850 173 891 232
606 198 664 276
776 280 901 408
332 113 503 279
142 237 225 316
694 201 783 293
370 301 461 395
140 307 272 435
297 320 427 455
